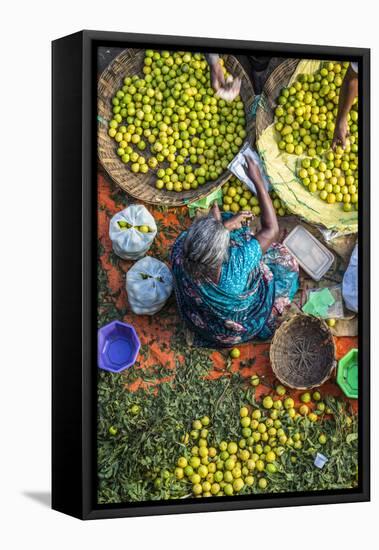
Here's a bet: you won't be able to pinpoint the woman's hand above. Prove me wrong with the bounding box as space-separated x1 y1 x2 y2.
244 157 264 186
208 57 241 102
332 117 349 150
216 77 241 102
223 211 253 231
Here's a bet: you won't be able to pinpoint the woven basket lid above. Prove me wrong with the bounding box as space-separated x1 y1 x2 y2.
270 313 336 390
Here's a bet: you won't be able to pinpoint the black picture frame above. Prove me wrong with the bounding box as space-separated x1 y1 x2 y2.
52 30 370 520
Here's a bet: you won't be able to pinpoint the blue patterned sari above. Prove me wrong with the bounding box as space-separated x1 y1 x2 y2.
171 214 299 347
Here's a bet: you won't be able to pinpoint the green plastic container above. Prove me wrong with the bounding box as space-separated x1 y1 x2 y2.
337 348 358 399
186 187 223 217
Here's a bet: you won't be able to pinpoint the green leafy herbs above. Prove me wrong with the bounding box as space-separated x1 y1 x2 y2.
97 349 358 503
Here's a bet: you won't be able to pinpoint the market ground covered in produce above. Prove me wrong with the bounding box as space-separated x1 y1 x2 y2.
96 49 359 503
97 167 358 503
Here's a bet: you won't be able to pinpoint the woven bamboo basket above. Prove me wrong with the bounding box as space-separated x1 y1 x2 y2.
270 314 336 390
255 58 299 140
98 49 255 206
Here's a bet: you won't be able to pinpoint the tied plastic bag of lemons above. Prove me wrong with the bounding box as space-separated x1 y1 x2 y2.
257 60 358 234
126 257 173 315
109 204 157 260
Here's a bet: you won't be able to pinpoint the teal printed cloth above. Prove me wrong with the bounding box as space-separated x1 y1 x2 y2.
171 213 299 347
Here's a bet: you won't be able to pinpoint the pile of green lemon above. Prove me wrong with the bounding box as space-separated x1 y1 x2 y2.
169 383 329 498
297 151 358 211
274 61 358 211
222 176 290 216
108 50 247 192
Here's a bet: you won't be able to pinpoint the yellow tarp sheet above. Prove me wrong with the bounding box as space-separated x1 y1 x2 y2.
257 60 358 234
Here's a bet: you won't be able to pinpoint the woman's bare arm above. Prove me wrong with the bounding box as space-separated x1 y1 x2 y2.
205 53 241 102
332 64 358 150
245 158 279 252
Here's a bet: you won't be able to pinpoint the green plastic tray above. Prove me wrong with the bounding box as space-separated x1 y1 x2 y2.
337 348 358 399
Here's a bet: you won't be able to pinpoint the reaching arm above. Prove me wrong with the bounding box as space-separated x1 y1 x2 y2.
245 158 279 252
332 64 358 150
205 53 241 101
205 53 225 92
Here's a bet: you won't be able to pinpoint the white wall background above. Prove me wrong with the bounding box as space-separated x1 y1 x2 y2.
0 1 377 548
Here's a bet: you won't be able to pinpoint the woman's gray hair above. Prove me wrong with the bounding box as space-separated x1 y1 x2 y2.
183 215 230 282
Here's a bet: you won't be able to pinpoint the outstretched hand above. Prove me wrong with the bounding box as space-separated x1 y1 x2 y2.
243 157 264 186
210 60 241 102
332 118 349 150
215 77 241 102
223 211 253 231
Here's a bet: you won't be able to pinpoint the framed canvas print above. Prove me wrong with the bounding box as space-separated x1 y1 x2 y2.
52 30 370 520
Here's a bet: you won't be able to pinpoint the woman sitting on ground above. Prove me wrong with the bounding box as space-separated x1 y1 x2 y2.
171 158 299 347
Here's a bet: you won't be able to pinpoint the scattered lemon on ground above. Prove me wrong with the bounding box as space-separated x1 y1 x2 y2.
230 347 241 359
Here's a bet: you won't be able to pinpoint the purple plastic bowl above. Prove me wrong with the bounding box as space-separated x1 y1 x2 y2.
98 320 140 373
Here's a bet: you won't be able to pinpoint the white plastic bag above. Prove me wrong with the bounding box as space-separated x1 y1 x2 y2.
109 205 157 260
126 257 173 315
342 243 358 313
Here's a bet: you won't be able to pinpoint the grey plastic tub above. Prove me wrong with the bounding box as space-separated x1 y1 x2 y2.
283 225 334 281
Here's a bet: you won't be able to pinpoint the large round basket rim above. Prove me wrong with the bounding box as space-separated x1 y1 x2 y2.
97 49 255 206
269 313 336 390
